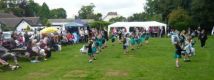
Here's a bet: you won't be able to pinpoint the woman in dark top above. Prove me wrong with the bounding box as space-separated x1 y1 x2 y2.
199 29 208 48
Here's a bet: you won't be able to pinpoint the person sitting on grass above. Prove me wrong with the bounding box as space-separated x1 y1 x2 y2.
0 58 18 71
0 46 20 70
30 40 47 63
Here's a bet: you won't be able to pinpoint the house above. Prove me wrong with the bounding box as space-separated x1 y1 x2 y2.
0 16 42 31
48 18 74 31
0 13 17 18
48 19 94 31
103 12 120 22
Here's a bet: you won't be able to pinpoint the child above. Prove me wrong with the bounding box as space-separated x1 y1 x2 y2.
174 42 182 68
130 34 136 50
183 38 192 62
123 34 130 54
145 32 150 44
136 34 141 48
92 40 97 60
140 32 146 46
111 34 116 46
86 40 93 63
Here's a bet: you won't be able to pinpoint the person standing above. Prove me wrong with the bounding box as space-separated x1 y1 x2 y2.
212 26 214 35
84 29 89 42
199 29 208 48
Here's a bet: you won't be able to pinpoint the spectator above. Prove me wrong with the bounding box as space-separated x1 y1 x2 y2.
212 26 214 35
84 29 89 42
199 29 208 48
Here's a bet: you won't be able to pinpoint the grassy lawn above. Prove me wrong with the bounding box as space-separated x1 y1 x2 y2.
0 37 214 80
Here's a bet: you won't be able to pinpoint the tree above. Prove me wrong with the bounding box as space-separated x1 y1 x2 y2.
0 0 7 9
93 13 102 21
76 3 95 19
168 8 192 31
76 3 102 21
39 2 50 25
191 0 214 30
89 21 110 29
50 8 67 19
109 16 126 23
24 0 41 17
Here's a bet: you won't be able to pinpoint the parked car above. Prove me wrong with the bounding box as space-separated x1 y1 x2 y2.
2 31 12 40
1 31 13 50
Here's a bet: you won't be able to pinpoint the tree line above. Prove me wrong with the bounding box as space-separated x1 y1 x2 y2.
103 0 214 31
144 0 214 31
0 0 67 25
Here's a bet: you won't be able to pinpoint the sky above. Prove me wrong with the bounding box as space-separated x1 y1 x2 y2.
34 0 147 18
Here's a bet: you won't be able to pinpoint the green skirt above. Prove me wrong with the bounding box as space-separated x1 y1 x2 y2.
140 37 145 43
130 39 136 45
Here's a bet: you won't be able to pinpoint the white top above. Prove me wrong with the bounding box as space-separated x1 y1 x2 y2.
212 26 214 35
79 30 84 36
84 30 88 35
125 38 130 46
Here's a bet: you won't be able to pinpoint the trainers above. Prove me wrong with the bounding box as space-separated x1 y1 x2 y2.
44 58 48 61
88 60 93 63
93 58 97 60
184 60 191 62
11 66 16 70
31 60 40 63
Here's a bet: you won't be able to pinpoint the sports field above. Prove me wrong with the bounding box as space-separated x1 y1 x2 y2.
0 37 214 80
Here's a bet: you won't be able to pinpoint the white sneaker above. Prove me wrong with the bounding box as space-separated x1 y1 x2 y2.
11 66 16 70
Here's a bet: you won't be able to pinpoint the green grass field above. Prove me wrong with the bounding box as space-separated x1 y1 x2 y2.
0 37 214 80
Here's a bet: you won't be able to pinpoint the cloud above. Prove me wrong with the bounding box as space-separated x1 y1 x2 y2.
34 0 146 18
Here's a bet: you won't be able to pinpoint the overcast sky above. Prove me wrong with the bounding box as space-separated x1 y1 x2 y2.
34 0 147 18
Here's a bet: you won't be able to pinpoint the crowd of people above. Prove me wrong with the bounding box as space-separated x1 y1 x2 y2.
0 28 90 70
81 27 150 63
169 27 208 68
0 26 210 70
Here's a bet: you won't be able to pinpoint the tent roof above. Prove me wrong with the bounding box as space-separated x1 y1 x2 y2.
65 22 84 27
74 19 87 25
108 21 166 28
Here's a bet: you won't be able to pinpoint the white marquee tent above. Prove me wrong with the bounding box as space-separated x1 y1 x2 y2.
108 21 167 34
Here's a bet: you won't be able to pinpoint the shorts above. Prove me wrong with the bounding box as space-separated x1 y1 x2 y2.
92 47 96 53
174 53 181 58
112 39 115 42
136 39 141 44
130 39 136 45
88 52 93 56
123 45 128 49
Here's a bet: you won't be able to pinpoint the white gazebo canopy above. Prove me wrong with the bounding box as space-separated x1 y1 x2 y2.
108 21 167 34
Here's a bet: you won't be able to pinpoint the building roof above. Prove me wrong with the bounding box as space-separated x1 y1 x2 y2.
103 12 119 21
0 13 17 18
0 17 41 28
107 12 118 15
48 18 74 23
